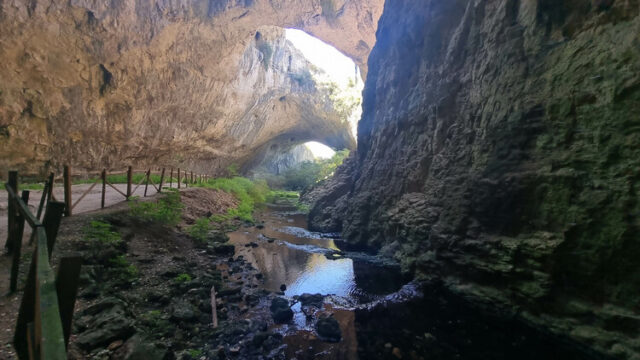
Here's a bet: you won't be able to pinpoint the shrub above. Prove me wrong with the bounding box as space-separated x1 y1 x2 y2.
84 220 122 246
129 189 183 225
174 273 192 283
187 217 212 243
196 177 269 222
277 150 349 191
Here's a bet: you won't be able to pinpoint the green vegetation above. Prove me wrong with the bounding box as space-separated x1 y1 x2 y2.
109 255 139 281
187 217 213 243
195 177 269 222
187 349 203 358
0 181 47 190
84 220 122 246
129 188 183 225
174 273 192 283
272 150 349 191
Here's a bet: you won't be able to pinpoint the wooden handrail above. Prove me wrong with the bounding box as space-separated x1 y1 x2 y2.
6 172 73 360
5 184 42 228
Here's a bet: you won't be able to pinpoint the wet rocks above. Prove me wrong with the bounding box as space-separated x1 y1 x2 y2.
75 297 135 350
298 293 325 308
315 315 342 342
210 243 235 256
270 297 293 323
171 300 198 322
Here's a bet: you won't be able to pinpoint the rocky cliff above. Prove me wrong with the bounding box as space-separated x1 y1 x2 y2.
0 0 381 176
246 143 316 176
310 0 640 358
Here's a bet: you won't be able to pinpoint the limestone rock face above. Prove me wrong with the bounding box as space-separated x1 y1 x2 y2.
309 0 640 357
0 0 381 175
247 143 315 176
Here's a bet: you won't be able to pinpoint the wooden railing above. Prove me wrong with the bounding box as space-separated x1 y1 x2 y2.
5 171 81 360
52 165 210 216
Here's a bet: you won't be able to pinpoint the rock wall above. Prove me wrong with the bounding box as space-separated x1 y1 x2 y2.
310 0 640 358
246 143 316 176
0 0 382 176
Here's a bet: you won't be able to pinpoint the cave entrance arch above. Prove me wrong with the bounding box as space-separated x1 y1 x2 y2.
239 27 363 179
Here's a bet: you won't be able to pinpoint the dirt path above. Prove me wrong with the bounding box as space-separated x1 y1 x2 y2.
0 184 179 359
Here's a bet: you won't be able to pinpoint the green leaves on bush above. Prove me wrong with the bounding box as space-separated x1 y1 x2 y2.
187 217 213 243
129 189 183 226
195 177 269 222
276 149 349 191
84 220 122 246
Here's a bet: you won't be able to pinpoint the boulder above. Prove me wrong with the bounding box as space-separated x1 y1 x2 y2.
270 297 293 324
315 316 341 342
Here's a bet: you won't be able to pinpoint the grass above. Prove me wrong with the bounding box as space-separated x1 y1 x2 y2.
84 220 122 246
174 273 192 283
187 217 213 243
129 188 183 225
194 177 270 222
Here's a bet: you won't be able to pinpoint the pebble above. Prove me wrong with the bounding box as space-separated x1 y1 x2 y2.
392 347 403 359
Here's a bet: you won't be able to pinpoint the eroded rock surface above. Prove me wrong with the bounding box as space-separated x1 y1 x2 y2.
309 0 640 358
0 0 382 175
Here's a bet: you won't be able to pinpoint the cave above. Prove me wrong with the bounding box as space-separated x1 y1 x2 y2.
0 1 639 360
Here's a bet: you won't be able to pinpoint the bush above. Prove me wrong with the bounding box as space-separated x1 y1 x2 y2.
195 177 270 222
129 189 183 225
84 220 122 246
187 217 212 243
277 150 349 191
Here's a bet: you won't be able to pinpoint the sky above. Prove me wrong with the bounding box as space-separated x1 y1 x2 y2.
285 29 362 159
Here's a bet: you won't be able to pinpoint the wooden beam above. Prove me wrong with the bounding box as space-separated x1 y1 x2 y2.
10 190 29 292
143 169 150 197
4 170 17 251
63 165 72 217
34 227 67 360
126 166 133 198
42 201 65 260
71 179 99 210
158 168 165 193
101 169 106 209
56 256 82 347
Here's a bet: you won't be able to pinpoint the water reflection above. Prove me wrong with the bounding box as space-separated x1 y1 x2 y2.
228 211 360 300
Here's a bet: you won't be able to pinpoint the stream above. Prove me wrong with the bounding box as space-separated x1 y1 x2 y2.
226 203 603 360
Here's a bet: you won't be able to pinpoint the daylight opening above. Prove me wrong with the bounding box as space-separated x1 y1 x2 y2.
285 28 363 139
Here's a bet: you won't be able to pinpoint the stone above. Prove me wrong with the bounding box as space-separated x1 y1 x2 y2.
75 298 135 350
171 300 198 322
119 335 167 360
0 0 383 173
306 1 640 358
212 243 235 256
315 316 341 342
298 293 325 308
270 297 293 324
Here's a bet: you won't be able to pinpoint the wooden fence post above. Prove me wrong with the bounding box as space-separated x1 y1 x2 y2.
4 170 17 251
191 171 194 184
63 165 72 217
56 256 82 347
144 169 150 197
42 201 66 259
177 168 181 189
158 168 165 193
101 169 106 209
169 168 173 189
10 190 29 292
126 166 133 198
